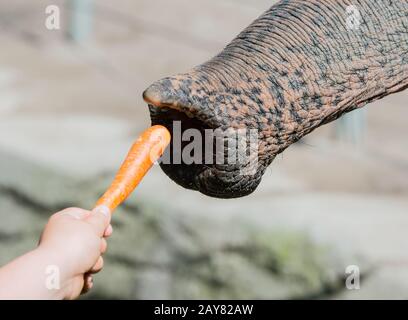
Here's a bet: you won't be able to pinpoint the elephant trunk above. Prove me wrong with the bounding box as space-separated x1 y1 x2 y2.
143 0 408 198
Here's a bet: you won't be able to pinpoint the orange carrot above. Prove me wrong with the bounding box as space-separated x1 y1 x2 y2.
95 125 171 213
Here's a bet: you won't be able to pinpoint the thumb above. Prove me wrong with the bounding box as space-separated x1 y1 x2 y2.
86 205 111 236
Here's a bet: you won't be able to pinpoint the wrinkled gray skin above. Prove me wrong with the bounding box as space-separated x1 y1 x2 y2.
143 0 408 198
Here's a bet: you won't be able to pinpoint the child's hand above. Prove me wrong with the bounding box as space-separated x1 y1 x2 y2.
38 206 112 299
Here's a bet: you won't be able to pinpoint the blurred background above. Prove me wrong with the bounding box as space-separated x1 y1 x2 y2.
0 0 407 299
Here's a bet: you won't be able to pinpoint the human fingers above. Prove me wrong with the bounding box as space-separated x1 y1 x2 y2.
86 206 111 236
90 256 104 274
104 224 113 238
100 238 108 254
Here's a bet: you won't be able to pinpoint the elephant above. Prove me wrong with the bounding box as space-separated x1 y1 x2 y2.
143 0 408 199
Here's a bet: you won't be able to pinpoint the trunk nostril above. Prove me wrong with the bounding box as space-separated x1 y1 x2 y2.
143 84 167 107
143 77 186 109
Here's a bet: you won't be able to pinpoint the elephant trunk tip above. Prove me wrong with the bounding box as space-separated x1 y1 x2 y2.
143 83 168 108
143 76 193 112
142 76 264 199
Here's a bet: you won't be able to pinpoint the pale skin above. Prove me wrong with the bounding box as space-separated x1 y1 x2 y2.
0 206 113 300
